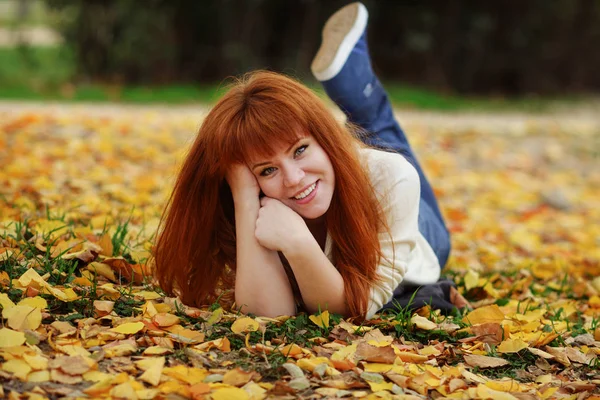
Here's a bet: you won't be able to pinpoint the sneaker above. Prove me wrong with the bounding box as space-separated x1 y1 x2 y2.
311 2 368 82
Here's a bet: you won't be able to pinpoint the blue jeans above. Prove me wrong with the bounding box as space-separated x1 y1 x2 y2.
320 39 451 267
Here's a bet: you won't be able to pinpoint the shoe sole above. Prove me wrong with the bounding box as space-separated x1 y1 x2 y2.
311 2 368 81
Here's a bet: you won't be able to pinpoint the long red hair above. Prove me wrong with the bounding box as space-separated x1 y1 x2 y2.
154 70 387 317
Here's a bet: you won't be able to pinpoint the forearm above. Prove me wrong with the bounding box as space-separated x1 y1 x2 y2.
234 199 296 317
282 236 348 316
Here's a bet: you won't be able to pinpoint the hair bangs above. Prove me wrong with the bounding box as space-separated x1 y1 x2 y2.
225 99 310 166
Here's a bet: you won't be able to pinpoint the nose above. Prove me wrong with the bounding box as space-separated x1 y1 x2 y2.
283 164 305 188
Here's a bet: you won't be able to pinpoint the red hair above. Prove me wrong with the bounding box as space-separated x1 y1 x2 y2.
154 70 387 317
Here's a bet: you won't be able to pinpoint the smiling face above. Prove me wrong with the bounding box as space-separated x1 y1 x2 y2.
248 134 335 220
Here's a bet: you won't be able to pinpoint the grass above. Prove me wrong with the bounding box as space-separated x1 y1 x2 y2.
0 45 595 112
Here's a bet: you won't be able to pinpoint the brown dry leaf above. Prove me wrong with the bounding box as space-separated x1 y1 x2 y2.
50 368 83 384
103 257 148 284
471 322 504 344
93 300 115 317
464 354 510 368
355 342 396 364
543 346 571 366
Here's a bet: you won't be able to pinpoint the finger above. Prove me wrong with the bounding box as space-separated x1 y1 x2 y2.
260 197 271 207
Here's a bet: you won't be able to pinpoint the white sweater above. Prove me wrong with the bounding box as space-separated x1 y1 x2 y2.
324 148 441 319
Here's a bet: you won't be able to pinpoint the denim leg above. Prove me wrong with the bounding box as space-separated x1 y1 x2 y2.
319 34 451 267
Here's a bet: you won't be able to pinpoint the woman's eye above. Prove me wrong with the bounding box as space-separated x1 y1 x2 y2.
260 167 276 176
295 145 308 157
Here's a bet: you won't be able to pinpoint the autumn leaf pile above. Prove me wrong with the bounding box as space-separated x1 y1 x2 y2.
1 108 599 400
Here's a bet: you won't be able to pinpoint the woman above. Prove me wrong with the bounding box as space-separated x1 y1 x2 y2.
154 2 452 320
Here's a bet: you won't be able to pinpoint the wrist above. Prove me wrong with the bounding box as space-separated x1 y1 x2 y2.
232 189 259 206
280 227 316 258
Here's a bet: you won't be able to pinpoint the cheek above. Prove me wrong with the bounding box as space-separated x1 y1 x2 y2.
258 179 281 198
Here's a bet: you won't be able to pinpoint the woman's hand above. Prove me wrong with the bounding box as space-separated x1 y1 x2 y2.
226 163 260 202
255 197 311 252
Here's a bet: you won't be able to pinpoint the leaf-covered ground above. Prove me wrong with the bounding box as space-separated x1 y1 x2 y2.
1 106 599 399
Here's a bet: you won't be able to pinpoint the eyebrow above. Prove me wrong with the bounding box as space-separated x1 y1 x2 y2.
251 138 303 170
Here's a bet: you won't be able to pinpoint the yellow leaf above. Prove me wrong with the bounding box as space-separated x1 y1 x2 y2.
143 346 173 356
27 370 50 383
211 387 250 400
17 296 48 309
110 381 138 400
309 310 330 329
2 359 31 380
111 322 145 335
83 370 113 382
207 307 224 325
497 338 528 353
84 378 114 397
3 305 42 331
242 381 267 400
0 293 16 310
464 270 480 291
331 343 357 362
23 354 48 370
462 304 505 325
87 262 117 282
18 268 47 287
138 357 165 386
476 384 518 400
367 381 394 392
135 291 162 300
231 317 259 334
411 314 437 330
0 328 26 347
223 368 255 387
152 313 180 328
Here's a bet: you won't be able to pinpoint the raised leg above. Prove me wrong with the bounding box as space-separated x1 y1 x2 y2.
312 2 450 266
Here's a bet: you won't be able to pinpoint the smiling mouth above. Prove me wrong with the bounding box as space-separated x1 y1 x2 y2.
292 181 317 200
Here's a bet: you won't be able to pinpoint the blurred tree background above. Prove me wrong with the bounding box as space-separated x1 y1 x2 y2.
2 0 600 103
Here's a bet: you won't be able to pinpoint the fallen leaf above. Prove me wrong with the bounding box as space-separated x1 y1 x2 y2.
0 328 26 347
355 342 397 364
111 321 145 335
471 322 504 344
152 313 180 327
497 338 528 353
464 354 510 368
93 300 115 317
3 305 42 331
462 304 505 325
411 314 438 330
138 356 165 386
230 317 259 334
309 310 330 329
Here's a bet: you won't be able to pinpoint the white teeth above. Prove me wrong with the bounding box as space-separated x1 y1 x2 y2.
294 183 316 200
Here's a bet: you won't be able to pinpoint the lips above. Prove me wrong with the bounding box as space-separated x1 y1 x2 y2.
291 181 317 199
291 180 319 205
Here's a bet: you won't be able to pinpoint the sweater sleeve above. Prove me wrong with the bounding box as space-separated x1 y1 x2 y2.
364 151 422 319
